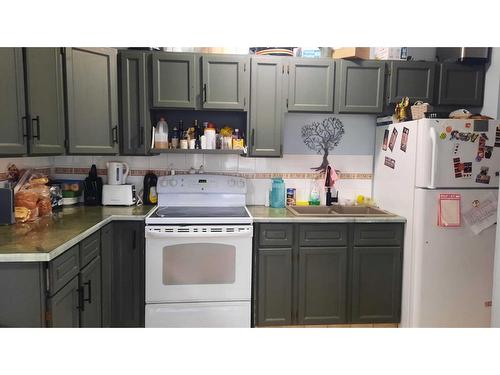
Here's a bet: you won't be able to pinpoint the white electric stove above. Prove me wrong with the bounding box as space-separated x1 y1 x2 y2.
145 174 253 328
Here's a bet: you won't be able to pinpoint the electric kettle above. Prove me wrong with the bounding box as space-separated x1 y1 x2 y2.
106 161 130 185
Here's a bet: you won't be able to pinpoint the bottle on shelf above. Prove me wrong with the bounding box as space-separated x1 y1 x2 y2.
154 117 169 149
171 125 179 149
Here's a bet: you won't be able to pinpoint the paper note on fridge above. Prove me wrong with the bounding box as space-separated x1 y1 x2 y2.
438 194 461 227
462 192 498 235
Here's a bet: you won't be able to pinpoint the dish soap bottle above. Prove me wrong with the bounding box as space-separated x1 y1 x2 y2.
309 180 321 206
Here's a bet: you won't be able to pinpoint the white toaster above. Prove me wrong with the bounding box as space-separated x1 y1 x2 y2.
102 184 136 206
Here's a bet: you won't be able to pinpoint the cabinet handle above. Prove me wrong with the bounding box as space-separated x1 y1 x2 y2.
77 287 85 311
32 115 40 140
139 126 144 147
22 116 28 138
251 129 255 148
112 126 118 143
83 280 92 304
203 84 207 103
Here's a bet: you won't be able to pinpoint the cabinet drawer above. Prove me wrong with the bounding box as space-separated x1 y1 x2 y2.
80 231 100 267
49 245 80 295
353 224 403 246
299 224 347 247
258 224 293 247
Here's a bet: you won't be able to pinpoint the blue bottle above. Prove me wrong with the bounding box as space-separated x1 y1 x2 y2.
270 178 285 208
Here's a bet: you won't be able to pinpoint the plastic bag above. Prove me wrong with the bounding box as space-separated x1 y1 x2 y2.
28 174 49 185
37 198 52 216
25 184 50 199
15 190 39 209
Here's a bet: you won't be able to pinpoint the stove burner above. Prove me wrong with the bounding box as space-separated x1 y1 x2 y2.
155 206 250 219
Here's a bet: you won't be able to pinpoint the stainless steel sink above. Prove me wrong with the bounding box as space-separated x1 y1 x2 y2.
287 205 394 217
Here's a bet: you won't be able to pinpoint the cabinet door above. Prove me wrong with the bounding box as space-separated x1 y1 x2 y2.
387 61 435 104
48 277 79 328
257 248 293 326
119 51 150 155
297 247 347 325
24 48 65 155
249 56 286 157
80 256 102 328
437 63 485 106
288 58 334 112
201 54 249 110
65 47 118 154
351 246 402 323
111 221 145 327
100 223 113 328
152 52 196 108
335 59 385 113
0 48 27 155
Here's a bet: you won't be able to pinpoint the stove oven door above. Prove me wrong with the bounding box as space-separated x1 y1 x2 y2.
145 225 253 303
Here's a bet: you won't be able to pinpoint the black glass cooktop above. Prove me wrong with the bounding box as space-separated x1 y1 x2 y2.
155 206 249 218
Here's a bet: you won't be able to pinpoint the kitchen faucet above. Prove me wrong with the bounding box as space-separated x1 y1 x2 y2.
324 165 339 206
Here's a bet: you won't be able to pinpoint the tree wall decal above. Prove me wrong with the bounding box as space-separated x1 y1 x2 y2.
301 117 345 171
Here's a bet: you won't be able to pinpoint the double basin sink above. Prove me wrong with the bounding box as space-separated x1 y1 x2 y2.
287 205 394 217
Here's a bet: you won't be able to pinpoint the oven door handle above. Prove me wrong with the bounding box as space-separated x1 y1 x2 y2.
145 230 253 239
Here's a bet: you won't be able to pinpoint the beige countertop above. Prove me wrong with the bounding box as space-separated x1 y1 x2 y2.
0 205 155 262
246 206 406 223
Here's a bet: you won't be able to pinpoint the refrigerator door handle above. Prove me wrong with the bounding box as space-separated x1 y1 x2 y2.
429 127 437 188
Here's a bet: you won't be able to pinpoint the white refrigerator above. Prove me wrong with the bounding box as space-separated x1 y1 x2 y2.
373 118 500 327
492 190 500 327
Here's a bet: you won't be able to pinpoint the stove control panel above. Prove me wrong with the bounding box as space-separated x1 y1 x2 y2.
157 174 247 194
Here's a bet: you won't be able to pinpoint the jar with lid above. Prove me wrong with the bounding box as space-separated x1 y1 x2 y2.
270 178 286 208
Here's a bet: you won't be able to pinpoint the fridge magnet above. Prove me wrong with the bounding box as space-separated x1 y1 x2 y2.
459 132 471 141
446 126 453 133
453 143 460 155
495 125 500 147
439 132 447 140
400 127 409 152
388 128 398 151
382 129 389 151
462 192 498 235
449 130 459 140
475 166 491 184
302 117 345 171
462 162 472 178
485 146 493 159
465 122 472 129
384 156 396 169
453 157 463 178
481 133 489 140
470 133 479 143
476 136 486 161
437 193 461 227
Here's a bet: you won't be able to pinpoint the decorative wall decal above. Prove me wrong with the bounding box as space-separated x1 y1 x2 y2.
301 117 345 171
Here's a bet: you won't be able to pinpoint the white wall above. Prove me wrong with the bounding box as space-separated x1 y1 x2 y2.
482 47 500 119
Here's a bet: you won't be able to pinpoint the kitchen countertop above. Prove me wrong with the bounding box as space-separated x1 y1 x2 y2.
246 206 406 223
0 205 155 262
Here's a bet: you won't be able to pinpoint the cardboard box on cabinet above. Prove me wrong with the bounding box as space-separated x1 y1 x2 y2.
332 47 371 60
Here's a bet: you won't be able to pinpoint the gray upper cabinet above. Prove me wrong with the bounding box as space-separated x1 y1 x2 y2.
387 61 435 104
249 56 286 157
65 47 118 154
436 63 485 106
335 59 385 113
0 48 27 155
152 52 197 108
24 48 65 155
201 54 249 110
288 58 334 112
119 50 150 155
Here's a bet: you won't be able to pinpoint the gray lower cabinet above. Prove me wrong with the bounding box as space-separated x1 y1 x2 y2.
287 58 335 112
111 221 145 327
351 246 402 323
119 50 150 155
65 47 119 154
79 256 102 328
436 63 485 106
335 59 385 113
297 246 347 324
0 48 27 155
152 52 197 108
48 277 80 328
24 48 65 155
257 248 293 326
249 56 286 157
387 61 435 104
254 222 404 327
201 54 249 110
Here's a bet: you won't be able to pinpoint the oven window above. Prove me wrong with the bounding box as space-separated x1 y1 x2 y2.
162 243 236 285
